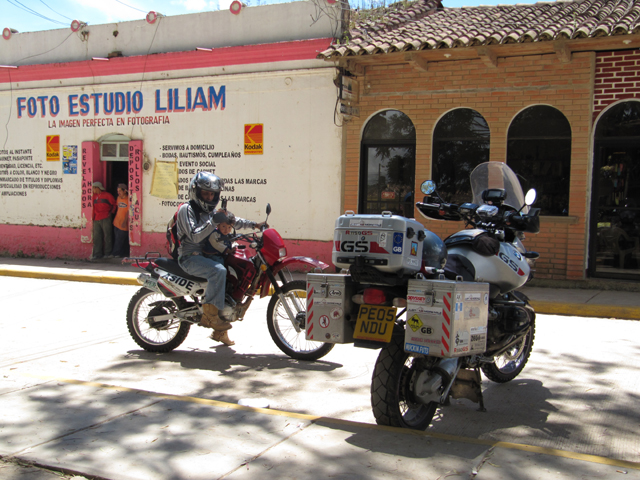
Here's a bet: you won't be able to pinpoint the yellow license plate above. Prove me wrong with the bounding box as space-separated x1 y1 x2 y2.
353 305 396 343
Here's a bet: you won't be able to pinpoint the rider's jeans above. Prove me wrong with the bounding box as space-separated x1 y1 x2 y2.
179 254 226 310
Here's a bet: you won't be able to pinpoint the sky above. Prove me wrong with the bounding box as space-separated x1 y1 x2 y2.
3 0 541 34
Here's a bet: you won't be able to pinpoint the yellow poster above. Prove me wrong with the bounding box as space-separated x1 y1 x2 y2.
150 159 179 199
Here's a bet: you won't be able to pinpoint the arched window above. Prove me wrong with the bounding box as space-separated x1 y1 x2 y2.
507 106 571 216
590 101 640 279
432 108 490 204
360 110 416 216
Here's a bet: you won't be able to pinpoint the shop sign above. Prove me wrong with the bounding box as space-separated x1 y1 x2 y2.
244 124 263 155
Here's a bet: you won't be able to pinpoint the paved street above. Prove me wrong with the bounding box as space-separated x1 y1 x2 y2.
1 276 639 479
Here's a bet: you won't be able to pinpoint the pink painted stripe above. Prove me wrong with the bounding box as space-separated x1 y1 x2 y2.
0 225 334 267
0 38 333 84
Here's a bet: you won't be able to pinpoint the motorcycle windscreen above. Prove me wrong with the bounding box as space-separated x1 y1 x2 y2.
470 162 528 214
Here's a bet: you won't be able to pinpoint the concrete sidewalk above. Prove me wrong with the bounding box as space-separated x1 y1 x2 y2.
1 375 639 480
1 256 639 320
1 256 639 480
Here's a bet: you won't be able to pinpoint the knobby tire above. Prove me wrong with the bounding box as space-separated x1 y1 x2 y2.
126 287 190 353
266 280 334 361
481 306 536 383
371 334 438 430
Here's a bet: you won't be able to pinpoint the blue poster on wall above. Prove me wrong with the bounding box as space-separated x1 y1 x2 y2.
63 145 77 174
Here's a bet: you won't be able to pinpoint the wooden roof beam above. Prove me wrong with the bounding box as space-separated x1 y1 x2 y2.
405 52 429 71
340 59 365 76
476 46 498 68
554 40 572 63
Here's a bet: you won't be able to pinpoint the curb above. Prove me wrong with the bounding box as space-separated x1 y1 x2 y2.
1 267 639 320
529 300 640 321
0 266 139 286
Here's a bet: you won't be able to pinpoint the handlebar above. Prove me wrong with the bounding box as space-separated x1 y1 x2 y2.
415 200 463 222
227 224 270 246
416 198 540 233
505 209 541 234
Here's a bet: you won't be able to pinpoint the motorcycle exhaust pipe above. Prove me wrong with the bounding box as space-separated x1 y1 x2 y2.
414 357 460 405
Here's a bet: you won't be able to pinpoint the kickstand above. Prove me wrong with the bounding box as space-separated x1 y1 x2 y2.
475 368 486 412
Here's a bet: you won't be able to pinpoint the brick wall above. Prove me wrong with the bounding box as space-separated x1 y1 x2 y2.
594 49 640 119
344 52 595 280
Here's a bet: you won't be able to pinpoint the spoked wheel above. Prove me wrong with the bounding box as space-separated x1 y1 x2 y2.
266 280 334 361
126 288 190 353
482 317 535 383
371 335 438 430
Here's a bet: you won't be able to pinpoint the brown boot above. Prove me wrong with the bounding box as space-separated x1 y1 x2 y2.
200 304 232 331
211 329 235 346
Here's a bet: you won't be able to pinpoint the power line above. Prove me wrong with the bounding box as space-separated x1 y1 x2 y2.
5 0 69 26
114 0 149 14
39 0 75 22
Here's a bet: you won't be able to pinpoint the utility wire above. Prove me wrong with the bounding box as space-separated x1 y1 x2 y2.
38 0 75 22
114 0 149 14
15 31 75 63
2 69 13 150
5 0 68 26
130 15 162 136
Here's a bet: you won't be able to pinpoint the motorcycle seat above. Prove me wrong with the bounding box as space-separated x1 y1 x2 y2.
155 257 207 282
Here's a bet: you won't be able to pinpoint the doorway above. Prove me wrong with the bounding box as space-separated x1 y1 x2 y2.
100 136 129 195
100 135 130 257
590 101 640 280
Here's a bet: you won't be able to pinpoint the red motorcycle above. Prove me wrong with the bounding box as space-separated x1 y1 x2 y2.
125 204 333 360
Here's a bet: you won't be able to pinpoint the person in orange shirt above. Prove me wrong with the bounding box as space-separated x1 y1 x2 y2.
112 184 130 258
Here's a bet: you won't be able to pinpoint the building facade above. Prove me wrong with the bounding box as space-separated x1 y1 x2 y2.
320 0 640 282
0 1 345 264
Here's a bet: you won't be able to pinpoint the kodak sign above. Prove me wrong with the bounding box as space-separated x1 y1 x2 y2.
244 124 263 155
46 135 60 161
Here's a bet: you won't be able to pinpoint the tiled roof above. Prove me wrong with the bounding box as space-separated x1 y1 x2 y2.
319 0 640 59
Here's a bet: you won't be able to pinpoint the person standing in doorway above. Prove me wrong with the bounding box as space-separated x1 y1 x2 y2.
91 181 116 260
112 183 129 257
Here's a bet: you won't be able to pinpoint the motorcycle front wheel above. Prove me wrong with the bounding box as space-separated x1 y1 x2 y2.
126 287 190 353
371 335 438 430
481 317 535 383
266 280 334 361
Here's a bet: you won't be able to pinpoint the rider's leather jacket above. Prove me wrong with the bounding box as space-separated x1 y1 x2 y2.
176 203 254 259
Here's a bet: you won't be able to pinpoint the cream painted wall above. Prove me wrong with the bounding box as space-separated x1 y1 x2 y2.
0 1 340 67
0 68 341 242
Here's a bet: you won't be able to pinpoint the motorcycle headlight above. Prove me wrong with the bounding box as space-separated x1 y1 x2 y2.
279 247 287 259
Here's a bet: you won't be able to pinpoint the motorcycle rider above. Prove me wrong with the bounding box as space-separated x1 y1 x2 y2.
176 172 264 346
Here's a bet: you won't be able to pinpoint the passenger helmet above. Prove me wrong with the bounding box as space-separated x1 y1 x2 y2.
422 230 447 269
189 171 223 213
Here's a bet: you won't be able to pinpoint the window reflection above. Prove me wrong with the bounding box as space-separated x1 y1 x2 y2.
507 106 571 216
592 101 640 278
360 110 416 215
432 108 490 205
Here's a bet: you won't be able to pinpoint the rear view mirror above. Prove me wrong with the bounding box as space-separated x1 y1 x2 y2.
421 180 436 195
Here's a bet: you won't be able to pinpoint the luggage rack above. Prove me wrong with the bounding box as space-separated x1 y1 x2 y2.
349 257 408 286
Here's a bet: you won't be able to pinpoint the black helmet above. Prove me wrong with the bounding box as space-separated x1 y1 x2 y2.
422 230 447 269
189 172 222 213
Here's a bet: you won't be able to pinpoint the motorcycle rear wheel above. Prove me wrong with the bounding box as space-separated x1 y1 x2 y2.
266 280 334 361
481 318 535 383
371 335 438 430
127 287 190 353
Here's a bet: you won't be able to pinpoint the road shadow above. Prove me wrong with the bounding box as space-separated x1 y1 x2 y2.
120 348 343 373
